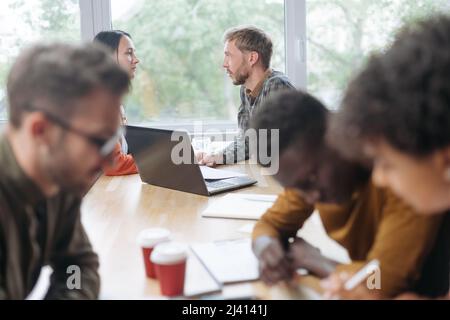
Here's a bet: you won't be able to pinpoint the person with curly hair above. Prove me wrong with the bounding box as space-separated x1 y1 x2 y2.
250 89 445 298
325 15 450 300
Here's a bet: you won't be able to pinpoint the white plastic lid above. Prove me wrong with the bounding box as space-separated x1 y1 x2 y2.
137 228 171 247
150 242 188 265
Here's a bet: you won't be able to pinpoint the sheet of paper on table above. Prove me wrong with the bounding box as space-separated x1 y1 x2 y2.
199 166 247 180
202 193 278 220
184 249 222 297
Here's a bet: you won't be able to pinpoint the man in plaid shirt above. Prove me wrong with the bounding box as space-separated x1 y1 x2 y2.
197 26 295 166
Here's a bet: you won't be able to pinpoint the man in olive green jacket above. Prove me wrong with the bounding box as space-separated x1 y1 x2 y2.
0 43 130 299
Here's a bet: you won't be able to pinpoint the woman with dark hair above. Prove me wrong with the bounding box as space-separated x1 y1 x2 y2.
324 15 450 300
94 30 140 176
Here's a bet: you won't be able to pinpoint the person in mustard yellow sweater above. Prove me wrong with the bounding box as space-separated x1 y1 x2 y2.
250 90 447 298
322 15 450 300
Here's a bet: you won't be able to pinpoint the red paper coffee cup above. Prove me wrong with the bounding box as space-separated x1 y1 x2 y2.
151 242 188 297
137 228 171 278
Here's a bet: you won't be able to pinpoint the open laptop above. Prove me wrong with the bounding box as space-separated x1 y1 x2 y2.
125 125 257 196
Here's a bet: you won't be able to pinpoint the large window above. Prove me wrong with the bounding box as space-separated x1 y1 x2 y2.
2 1 449 123
0 0 81 121
307 0 450 109
111 0 285 125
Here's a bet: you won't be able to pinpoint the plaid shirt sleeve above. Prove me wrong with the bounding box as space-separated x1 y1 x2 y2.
219 74 295 164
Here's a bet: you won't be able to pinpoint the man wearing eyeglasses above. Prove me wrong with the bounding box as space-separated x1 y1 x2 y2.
0 43 130 299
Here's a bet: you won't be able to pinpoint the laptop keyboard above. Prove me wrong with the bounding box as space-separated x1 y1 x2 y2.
205 180 234 189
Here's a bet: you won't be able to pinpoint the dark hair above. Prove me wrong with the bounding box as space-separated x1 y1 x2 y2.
7 43 130 127
330 15 450 159
251 90 329 163
224 26 273 69
94 30 132 60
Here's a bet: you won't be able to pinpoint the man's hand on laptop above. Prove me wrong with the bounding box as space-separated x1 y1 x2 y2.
196 152 222 167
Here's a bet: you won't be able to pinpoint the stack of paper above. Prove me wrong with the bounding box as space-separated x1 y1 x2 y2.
202 193 278 220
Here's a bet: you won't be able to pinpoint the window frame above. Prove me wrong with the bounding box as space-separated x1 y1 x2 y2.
104 0 306 132
79 0 112 41
0 0 306 130
0 0 109 124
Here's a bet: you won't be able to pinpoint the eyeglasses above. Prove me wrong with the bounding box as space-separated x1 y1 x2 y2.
27 107 124 157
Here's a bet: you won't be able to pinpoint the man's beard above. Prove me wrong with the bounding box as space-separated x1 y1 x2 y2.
232 63 250 85
51 166 100 197
233 73 248 85
44 140 98 197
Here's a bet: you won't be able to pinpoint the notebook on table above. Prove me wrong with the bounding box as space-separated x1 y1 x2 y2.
190 238 259 285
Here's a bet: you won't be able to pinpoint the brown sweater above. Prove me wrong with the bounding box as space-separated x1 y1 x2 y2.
253 181 447 297
0 135 100 299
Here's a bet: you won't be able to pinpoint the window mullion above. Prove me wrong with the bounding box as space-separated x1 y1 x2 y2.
285 0 306 89
79 0 112 41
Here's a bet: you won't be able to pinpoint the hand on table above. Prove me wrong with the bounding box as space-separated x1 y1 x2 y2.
253 236 294 286
195 152 222 167
287 238 337 278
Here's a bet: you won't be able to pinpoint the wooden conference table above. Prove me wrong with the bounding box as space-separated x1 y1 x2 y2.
80 163 346 300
